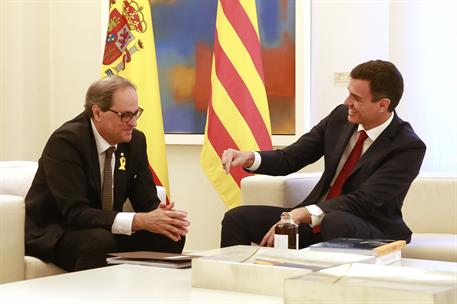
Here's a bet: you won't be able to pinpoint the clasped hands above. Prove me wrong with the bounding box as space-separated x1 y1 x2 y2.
132 201 189 242
221 148 312 247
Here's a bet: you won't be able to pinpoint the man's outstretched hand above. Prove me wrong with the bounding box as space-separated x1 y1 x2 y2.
221 149 255 173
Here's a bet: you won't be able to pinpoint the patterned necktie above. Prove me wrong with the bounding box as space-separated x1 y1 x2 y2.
101 146 115 211
313 130 368 233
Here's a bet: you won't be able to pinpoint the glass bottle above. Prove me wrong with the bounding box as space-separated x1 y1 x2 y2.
274 212 298 249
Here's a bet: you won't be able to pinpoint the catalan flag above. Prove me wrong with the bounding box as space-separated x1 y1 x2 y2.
201 0 272 208
101 0 170 200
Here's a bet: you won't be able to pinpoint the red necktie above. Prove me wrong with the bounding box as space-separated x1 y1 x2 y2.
313 130 368 233
326 130 368 200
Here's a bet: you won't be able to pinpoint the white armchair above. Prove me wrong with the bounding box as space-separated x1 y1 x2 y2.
240 173 457 262
241 172 321 208
0 161 166 283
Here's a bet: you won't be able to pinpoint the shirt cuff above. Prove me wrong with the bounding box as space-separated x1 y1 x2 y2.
305 205 325 228
112 212 135 235
245 151 261 171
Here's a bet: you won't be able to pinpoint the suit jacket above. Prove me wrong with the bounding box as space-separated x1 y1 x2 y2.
25 112 160 261
256 105 426 242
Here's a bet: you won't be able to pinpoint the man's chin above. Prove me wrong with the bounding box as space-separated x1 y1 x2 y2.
120 134 133 143
347 114 359 124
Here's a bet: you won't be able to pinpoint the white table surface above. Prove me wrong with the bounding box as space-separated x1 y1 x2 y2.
0 264 281 304
1 258 456 303
394 258 457 273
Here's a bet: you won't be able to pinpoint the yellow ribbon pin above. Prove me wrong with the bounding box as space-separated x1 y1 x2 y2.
118 152 126 170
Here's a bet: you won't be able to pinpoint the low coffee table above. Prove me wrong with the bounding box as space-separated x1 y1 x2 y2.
1 258 455 302
0 264 281 303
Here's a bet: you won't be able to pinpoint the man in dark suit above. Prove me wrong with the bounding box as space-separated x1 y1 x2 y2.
25 76 189 271
220 60 426 248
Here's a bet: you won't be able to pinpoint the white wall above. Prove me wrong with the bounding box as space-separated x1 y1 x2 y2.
0 0 102 160
1 1 51 160
1 0 455 251
311 0 389 123
48 1 105 130
390 0 457 174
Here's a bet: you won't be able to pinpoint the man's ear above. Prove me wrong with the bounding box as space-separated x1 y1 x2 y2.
92 104 102 120
378 98 391 113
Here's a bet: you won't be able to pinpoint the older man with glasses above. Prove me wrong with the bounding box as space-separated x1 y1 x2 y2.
25 75 190 271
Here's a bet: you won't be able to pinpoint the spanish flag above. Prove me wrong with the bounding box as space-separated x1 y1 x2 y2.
101 0 170 200
201 0 272 208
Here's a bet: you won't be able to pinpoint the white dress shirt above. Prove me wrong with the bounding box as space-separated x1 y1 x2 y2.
91 119 134 235
247 113 394 228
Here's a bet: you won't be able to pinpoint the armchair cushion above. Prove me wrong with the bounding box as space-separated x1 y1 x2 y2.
24 256 66 280
402 177 457 234
403 233 457 262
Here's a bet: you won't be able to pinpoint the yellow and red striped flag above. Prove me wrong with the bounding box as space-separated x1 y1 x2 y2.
200 0 272 208
101 0 170 200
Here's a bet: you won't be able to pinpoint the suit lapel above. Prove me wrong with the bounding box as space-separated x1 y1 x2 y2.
86 118 102 206
353 112 401 173
91 145 101 202
327 123 357 176
114 145 128 210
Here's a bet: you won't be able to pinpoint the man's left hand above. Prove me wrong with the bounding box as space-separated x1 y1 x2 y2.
290 207 312 225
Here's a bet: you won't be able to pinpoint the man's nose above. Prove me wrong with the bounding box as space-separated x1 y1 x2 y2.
128 117 137 127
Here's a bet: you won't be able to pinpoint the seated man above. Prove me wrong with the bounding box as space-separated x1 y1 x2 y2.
221 60 425 248
25 76 190 271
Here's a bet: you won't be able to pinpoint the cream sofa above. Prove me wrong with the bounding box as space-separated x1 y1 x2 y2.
241 172 457 262
0 161 166 284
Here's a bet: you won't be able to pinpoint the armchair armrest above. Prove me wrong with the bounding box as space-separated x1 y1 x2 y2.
122 186 167 212
240 173 321 208
156 186 166 203
0 195 25 283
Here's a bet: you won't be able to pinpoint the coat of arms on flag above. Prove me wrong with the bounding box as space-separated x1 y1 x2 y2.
103 0 147 75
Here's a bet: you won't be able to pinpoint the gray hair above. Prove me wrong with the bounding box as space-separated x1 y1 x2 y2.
84 76 136 117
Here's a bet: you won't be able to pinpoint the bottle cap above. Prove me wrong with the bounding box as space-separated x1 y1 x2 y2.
280 212 297 225
281 212 292 220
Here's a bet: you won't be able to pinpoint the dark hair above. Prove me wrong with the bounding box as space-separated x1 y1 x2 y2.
350 60 403 112
84 75 136 117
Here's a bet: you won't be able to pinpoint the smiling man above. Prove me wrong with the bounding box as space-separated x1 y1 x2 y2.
220 60 426 249
25 76 189 271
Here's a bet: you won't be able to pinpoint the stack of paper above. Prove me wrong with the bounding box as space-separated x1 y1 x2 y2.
284 263 457 303
106 251 192 269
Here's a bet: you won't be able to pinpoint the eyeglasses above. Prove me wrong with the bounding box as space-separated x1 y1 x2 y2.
107 107 144 122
